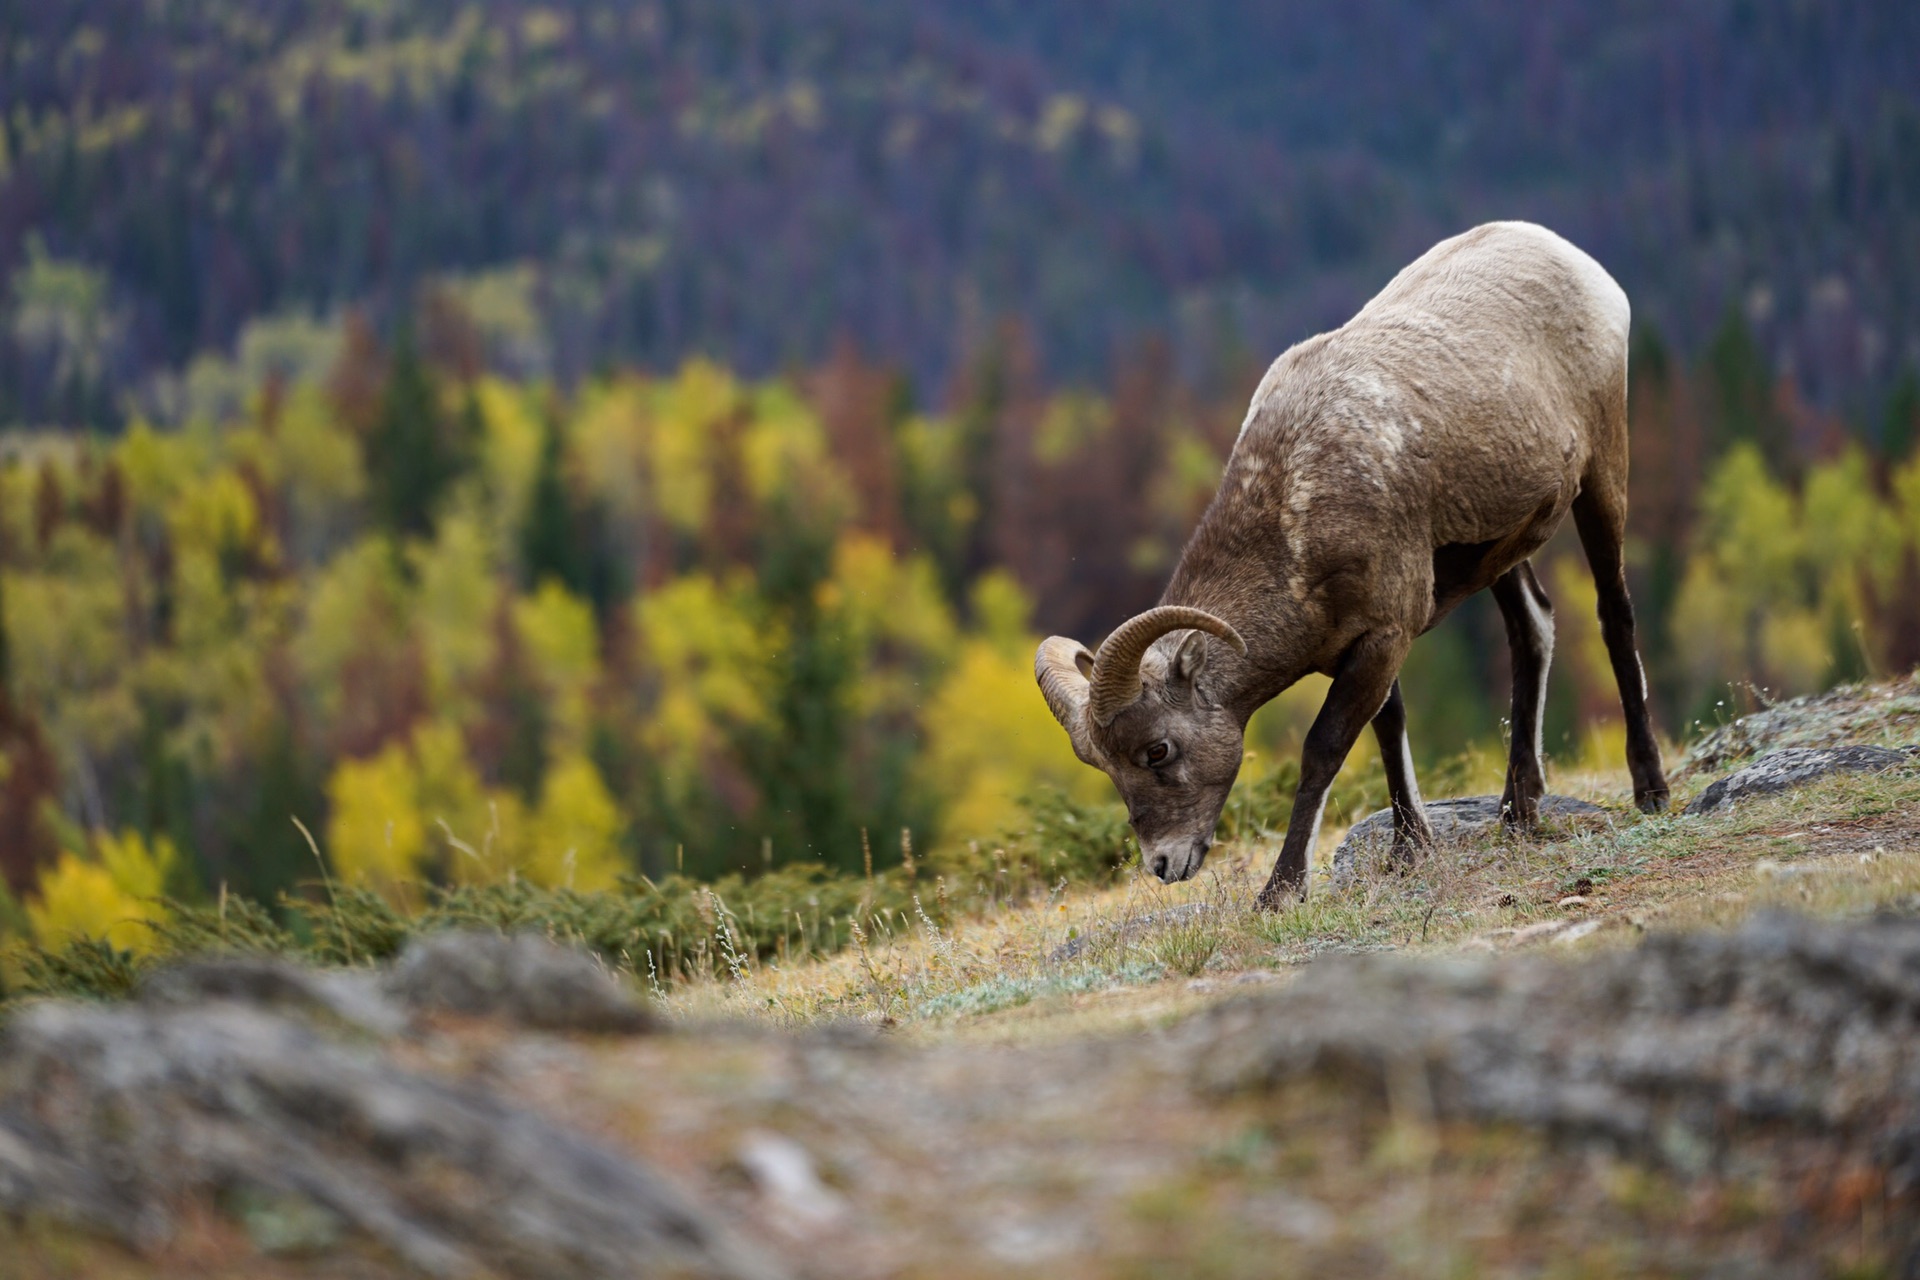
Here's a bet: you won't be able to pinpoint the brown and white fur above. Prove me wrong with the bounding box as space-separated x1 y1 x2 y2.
1035 221 1669 909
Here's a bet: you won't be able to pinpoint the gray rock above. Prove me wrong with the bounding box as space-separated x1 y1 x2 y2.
1684 745 1911 815
1182 911 1920 1183
0 995 781 1279
139 932 658 1037
140 955 406 1037
1676 676 1920 777
1049 902 1214 964
1332 794 1608 885
387 930 657 1034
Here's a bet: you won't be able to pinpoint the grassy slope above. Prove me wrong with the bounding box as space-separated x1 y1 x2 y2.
670 674 1920 1038
6 675 1920 1279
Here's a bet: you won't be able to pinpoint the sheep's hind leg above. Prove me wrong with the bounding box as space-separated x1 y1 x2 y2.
1490 560 1553 827
1370 678 1434 866
1571 490 1670 812
1257 632 1410 909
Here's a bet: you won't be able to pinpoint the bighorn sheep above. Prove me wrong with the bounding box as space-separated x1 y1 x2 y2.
1036 222 1670 909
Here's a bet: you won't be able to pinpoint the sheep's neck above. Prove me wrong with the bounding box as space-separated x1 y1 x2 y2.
1159 538 1320 725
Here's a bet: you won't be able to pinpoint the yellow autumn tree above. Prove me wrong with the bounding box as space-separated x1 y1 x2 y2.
570 375 652 522
1671 443 1909 713
295 536 411 724
816 533 956 717
521 754 627 891
410 514 503 720
325 742 428 896
915 575 1105 844
647 359 740 532
513 579 601 756
634 571 782 811
742 381 852 524
268 381 368 537
27 830 176 954
411 720 495 880
474 375 545 540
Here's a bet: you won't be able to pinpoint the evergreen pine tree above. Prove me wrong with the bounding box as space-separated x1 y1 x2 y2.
1629 319 1672 393
1705 306 1790 468
222 722 326 907
367 324 470 538
520 412 586 593
1882 367 1919 464
469 599 550 803
742 515 860 871
134 696 198 878
0 564 10 711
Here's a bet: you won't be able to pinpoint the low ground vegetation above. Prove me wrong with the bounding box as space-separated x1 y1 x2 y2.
9 675 1919 1027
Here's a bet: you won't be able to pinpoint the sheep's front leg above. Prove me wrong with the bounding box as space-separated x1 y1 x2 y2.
1257 633 1410 908
1371 678 1434 867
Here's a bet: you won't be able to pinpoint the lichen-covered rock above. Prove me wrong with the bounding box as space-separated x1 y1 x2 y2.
386 929 657 1033
1678 675 1920 777
1683 745 1912 815
1182 911 1920 1187
0 994 780 1279
1331 794 1607 886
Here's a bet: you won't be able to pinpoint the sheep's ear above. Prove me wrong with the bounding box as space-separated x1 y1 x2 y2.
1171 630 1208 688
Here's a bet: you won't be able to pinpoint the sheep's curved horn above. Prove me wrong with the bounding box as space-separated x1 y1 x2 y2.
1088 607 1247 726
1035 636 1098 763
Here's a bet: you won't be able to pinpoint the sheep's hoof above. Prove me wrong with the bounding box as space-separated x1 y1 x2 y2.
1253 883 1306 912
1385 833 1430 873
1497 793 1544 830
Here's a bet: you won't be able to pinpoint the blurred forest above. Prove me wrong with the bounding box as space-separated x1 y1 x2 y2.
2 1 1919 943
4 299 1920 926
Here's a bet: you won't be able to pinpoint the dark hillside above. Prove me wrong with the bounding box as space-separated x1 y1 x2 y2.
0 0 1302 420
920 0 1920 405
3 0 1916 425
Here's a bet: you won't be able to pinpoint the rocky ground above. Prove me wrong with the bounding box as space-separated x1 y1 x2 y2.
5 676 1920 1279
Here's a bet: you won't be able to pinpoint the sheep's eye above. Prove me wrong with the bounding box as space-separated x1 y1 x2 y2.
1146 742 1171 766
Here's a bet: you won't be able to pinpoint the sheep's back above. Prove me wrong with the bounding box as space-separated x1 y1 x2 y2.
1236 221 1626 551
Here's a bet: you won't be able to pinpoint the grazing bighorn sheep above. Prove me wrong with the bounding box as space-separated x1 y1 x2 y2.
1036 221 1670 909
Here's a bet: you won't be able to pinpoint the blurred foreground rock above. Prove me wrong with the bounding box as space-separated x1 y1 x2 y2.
1331 794 1606 886
1682 744 1912 814
0 937 779 1280
388 929 658 1032
1185 911 1920 1185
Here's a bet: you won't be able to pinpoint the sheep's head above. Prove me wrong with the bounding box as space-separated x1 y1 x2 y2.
1035 607 1248 883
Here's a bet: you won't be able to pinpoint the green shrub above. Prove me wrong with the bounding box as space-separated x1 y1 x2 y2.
0 787 1151 1007
7 937 144 1002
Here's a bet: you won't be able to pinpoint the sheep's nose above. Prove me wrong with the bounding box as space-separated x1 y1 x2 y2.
1149 854 1169 878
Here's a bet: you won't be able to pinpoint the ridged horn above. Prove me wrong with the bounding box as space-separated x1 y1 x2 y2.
1035 635 1098 763
1087 607 1247 726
